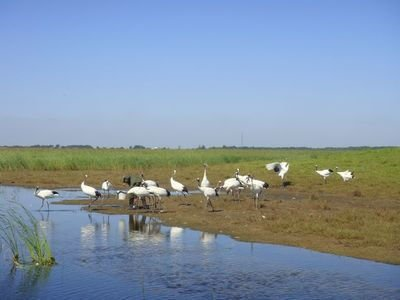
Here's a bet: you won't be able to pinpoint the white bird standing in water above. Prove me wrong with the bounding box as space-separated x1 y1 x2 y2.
101 179 112 198
336 167 355 182
315 165 334 183
201 163 211 187
81 175 101 208
266 161 289 184
34 187 59 211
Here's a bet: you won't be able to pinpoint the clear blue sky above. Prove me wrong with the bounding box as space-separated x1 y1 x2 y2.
1 0 399 148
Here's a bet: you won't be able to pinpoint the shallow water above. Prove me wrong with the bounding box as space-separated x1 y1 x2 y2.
0 185 399 299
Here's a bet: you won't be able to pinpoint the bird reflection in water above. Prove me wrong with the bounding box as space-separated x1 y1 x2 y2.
200 232 218 248
126 215 164 243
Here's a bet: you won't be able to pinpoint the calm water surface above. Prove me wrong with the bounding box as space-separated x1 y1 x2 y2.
0 185 399 299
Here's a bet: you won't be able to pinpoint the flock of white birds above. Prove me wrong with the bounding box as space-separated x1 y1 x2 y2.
33 162 355 211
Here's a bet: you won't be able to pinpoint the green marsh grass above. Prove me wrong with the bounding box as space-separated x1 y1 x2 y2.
0 147 399 263
2 147 399 197
0 201 55 266
0 207 21 264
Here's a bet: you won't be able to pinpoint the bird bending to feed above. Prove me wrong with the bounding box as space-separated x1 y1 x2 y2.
336 167 355 182
170 170 189 197
141 173 159 187
201 163 211 187
81 175 101 208
34 187 59 211
127 186 151 209
266 161 289 184
146 186 171 209
315 165 334 183
196 178 221 212
101 179 112 198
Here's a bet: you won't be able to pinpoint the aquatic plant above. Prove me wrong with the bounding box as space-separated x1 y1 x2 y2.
0 208 21 264
0 201 55 266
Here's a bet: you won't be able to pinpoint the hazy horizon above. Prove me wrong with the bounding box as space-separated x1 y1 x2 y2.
1 1 399 148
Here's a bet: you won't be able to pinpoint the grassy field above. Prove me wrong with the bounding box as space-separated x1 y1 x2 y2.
1 147 399 198
0 147 399 264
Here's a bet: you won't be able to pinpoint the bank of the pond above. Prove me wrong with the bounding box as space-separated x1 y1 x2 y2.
1 170 399 265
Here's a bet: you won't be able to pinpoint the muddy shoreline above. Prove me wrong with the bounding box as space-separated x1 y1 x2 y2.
1 170 399 265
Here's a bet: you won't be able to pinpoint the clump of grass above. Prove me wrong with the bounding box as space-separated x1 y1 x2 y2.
0 201 55 266
0 209 21 264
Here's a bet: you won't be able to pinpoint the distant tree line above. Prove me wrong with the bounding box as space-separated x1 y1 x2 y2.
0 144 94 149
0 144 396 150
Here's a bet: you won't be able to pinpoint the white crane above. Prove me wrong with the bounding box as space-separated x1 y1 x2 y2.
336 167 355 182
235 168 251 187
315 165 334 183
170 170 189 197
246 175 269 209
81 175 101 208
266 161 289 184
141 173 159 187
196 178 221 212
201 163 211 187
101 179 112 198
146 185 171 209
222 170 245 200
34 187 59 211
127 186 152 209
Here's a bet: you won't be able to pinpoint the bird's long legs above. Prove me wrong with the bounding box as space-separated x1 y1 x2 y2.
206 197 215 212
39 199 45 211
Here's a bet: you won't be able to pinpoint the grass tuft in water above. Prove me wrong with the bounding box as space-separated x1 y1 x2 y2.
0 201 55 266
0 208 21 264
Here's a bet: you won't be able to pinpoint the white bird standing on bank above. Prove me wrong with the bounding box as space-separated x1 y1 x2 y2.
315 165 334 183
81 175 101 208
266 162 289 184
336 167 355 182
235 168 251 187
170 170 189 197
222 170 244 200
196 178 221 212
101 179 112 198
34 187 59 211
246 175 269 209
201 163 211 187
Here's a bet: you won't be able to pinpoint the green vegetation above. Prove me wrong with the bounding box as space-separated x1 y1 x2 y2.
0 147 274 170
0 201 55 266
0 147 399 197
0 147 399 264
